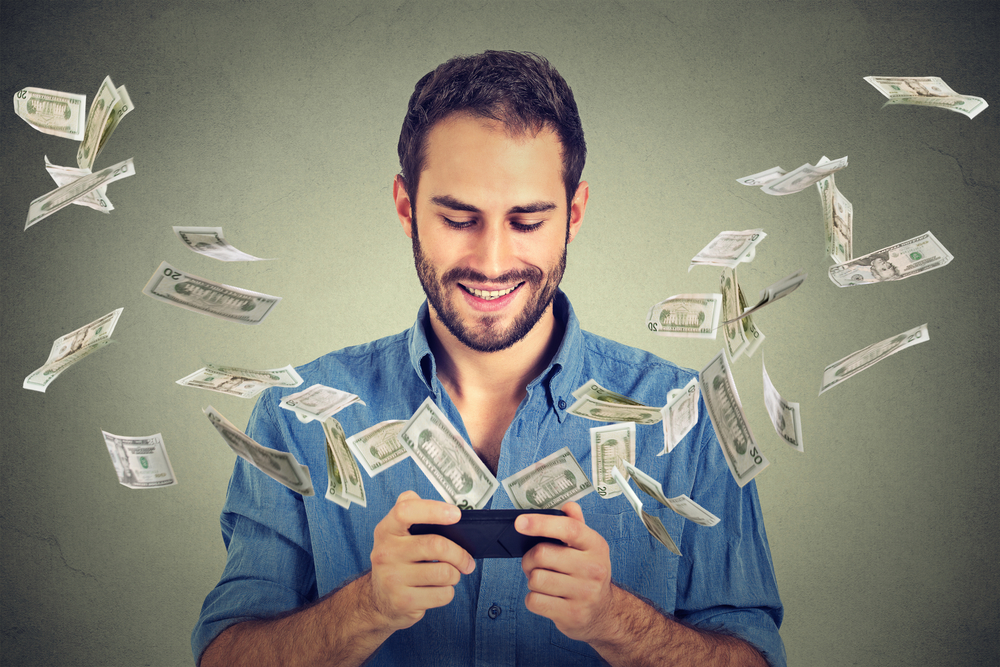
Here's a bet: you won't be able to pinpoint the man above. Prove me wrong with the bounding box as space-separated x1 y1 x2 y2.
194 51 785 666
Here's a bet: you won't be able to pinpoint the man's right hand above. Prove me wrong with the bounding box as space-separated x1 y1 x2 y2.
367 490 476 631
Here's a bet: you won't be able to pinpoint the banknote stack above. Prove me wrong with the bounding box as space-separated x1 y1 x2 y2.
689 229 767 271
645 294 721 339
660 377 700 455
345 420 410 477
176 363 303 398
864 76 988 119
815 156 853 264
820 323 929 395
611 467 681 555
102 431 177 489
142 261 282 324
620 461 720 527
322 418 367 508
828 231 953 287
397 398 498 509
502 447 594 510
590 423 636 499
761 359 803 452
24 307 123 392
279 384 365 423
203 406 314 496
737 156 848 196
720 268 765 361
567 380 663 425
173 226 272 262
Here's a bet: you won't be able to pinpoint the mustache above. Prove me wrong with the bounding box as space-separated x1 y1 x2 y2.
441 266 543 286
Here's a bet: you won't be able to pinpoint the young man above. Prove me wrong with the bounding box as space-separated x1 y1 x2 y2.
194 51 785 666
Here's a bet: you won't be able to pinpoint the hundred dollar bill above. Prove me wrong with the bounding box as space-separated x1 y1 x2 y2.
322 418 366 507
14 86 86 139
700 349 769 487
690 229 766 271
721 269 806 326
279 384 365 423
44 156 113 213
816 155 853 263
736 166 786 187
568 379 663 425
203 405 314 496
828 231 953 287
24 307 123 392
612 467 681 555
820 323 929 395
660 376 699 455
173 226 272 262
96 84 133 158
864 76 988 119
620 461 720 527
591 422 636 499
25 157 134 230
762 358 803 452
176 363 303 398
502 446 594 510
345 420 409 477
398 397 498 509
760 156 848 196
646 293 721 339
77 76 120 170
101 431 177 489
142 260 281 324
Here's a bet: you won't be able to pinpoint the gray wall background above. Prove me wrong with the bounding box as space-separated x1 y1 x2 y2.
2 1 998 665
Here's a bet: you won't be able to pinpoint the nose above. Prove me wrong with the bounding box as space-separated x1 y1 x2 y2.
469 220 515 280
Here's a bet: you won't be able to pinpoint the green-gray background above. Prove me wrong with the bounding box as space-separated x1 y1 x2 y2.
2 1 998 665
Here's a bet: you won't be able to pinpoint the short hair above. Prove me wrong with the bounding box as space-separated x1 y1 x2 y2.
397 51 587 209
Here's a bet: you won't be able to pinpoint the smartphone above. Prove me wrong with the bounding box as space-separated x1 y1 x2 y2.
410 509 566 558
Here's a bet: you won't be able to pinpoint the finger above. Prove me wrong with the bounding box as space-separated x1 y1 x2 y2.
387 560 463 589
383 495 462 537
404 533 477 574
515 507 595 551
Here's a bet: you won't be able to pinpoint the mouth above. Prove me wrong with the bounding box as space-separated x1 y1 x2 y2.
459 282 524 301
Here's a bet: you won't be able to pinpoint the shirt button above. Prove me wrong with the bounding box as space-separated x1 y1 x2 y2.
488 604 501 619
557 399 567 410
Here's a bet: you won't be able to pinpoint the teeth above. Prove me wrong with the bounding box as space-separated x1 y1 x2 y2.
467 285 518 300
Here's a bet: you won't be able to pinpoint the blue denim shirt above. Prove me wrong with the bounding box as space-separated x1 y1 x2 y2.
193 292 785 666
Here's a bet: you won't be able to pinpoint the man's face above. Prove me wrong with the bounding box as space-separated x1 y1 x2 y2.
396 113 586 353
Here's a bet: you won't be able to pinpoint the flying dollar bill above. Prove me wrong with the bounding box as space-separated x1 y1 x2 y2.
736 166 786 187
816 156 853 264
762 358 803 452
25 157 134 230
721 269 806 326
96 84 133 157
322 418 366 508
689 229 766 271
44 156 113 213
591 422 636 499
864 76 988 119
828 231 953 287
101 431 177 489
700 349 769 487
24 307 123 392
203 405 314 496
14 86 87 139
611 467 681 555
345 420 409 477
760 156 848 196
176 363 303 398
77 76 120 170
820 323 929 395
173 226 272 261
279 384 365 423
568 379 663 425
720 268 764 361
397 397 498 509
142 261 281 324
501 447 594 510
645 294 721 339
620 461 720 527
660 376 699 455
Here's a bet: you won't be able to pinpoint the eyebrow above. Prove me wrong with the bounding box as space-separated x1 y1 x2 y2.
430 195 557 215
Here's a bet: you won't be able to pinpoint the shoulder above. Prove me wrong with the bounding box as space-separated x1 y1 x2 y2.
578 328 696 399
293 329 413 391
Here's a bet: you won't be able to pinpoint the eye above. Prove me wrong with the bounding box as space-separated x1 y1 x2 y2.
511 220 544 232
443 217 475 229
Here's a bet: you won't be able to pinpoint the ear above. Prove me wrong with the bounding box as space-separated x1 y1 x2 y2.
394 174 415 239
566 180 589 244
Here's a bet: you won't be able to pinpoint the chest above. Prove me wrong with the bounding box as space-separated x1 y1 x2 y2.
458 398 521 476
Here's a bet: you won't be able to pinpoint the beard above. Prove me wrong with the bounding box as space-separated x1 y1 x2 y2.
411 215 566 353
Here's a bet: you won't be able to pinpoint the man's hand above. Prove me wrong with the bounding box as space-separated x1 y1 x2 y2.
368 490 476 631
516 502 619 645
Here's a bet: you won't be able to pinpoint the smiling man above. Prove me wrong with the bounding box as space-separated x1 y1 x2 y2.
194 51 785 667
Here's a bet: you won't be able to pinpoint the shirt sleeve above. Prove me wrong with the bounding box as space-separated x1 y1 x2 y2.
191 395 319 664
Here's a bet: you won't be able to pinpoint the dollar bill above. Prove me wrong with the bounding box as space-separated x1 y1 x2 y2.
173 226 272 261
77 76 121 170
689 229 766 271
700 349 769 488
101 431 177 489
345 420 409 477
279 384 365 423
762 358 803 452
44 156 113 213
720 268 765 361
612 467 681 555
620 461 720 527
591 422 636 499
13 86 87 139
203 405 314 496
820 323 929 395
397 397 498 509
322 418 366 507
96 84 133 157
736 166 786 187
501 446 594 510
736 284 765 358
660 376 699 455
721 269 806 326
176 363 303 398
760 156 848 196
25 157 134 230
828 231 953 287
864 76 988 119
645 294 721 339
816 156 853 263
568 379 663 425
142 261 281 324
24 307 123 392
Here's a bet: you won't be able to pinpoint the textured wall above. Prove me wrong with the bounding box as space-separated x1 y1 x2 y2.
2 1 998 665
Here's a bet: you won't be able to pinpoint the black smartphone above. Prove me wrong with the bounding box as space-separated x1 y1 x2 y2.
410 509 566 558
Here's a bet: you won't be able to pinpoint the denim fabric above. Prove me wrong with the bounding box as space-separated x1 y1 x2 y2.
193 292 785 666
